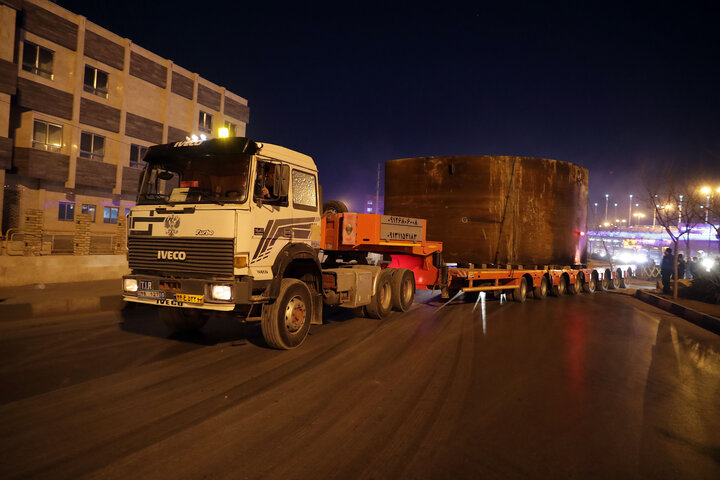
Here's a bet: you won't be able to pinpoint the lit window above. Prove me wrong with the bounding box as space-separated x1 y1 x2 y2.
199 111 212 133
81 204 96 222
58 202 75 221
104 206 119 224
367 207 373 212
22 42 53 79
83 65 109 98
33 120 62 152
224 121 236 137
80 132 105 161
130 144 148 168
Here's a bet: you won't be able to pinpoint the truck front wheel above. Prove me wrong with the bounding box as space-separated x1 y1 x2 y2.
262 278 313 349
159 307 209 333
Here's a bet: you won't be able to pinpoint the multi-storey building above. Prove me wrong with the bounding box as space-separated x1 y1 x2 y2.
0 0 249 237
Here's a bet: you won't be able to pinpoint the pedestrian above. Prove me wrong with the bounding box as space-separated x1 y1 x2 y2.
677 254 686 280
660 247 673 294
688 256 698 279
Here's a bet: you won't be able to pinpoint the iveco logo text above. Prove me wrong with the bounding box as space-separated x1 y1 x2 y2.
157 250 187 261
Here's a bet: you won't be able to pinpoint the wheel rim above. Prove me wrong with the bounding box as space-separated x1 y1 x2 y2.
284 295 307 333
401 277 413 304
380 282 392 309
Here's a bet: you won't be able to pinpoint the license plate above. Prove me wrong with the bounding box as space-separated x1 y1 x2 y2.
174 293 204 304
138 289 165 299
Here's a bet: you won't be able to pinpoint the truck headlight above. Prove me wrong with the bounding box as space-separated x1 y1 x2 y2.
123 278 138 293
211 284 232 301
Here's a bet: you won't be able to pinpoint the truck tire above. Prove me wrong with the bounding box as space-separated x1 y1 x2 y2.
567 277 578 295
582 273 596 293
261 278 313 349
533 276 548 299
551 275 567 296
512 278 527 302
391 268 415 312
159 307 209 333
365 269 393 319
322 200 348 215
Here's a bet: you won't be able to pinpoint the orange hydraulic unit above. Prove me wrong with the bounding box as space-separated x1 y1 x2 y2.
321 212 443 290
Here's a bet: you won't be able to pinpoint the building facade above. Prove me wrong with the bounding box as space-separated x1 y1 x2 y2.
0 0 249 239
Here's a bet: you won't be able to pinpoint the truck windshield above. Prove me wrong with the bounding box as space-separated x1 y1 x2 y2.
137 153 252 205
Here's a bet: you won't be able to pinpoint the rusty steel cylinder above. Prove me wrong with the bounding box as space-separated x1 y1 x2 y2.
384 155 589 266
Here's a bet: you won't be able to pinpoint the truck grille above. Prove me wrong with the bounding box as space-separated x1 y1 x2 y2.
128 236 234 276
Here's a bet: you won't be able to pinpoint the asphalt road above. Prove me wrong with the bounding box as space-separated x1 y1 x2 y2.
1 290 719 479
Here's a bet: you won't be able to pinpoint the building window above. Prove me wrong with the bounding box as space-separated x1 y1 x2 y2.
199 111 212 133
81 204 97 222
83 65 109 98
130 144 148 168
104 206 119 224
80 132 105 161
33 120 62 152
224 121 237 137
22 42 54 80
58 202 75 221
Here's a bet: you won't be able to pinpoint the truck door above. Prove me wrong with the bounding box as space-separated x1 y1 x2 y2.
289 168 321 249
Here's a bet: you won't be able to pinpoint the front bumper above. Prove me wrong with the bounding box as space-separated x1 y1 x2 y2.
122 274 252 311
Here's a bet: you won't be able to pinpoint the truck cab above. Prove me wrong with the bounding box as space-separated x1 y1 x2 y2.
122 137 324 348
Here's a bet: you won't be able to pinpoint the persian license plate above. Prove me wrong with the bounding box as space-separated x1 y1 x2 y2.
174 293 204 304
137 289 165 299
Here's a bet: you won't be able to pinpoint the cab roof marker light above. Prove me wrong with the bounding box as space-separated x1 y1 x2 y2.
200 134 207 141
218 127 229 138
191 134 199 142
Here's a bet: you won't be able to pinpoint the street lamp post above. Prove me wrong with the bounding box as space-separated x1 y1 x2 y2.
614 203 618 220
628 194 633 225
604 194 609 223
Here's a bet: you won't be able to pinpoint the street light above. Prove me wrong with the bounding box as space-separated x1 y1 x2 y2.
628 194 633 225
614 202 618 219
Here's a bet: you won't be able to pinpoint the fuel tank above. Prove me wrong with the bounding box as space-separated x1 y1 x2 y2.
384 156 588 266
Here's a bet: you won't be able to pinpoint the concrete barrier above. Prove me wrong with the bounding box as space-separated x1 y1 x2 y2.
0 255 130 287
634 290 720 335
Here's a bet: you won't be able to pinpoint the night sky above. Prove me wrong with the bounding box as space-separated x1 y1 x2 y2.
61 1 720 213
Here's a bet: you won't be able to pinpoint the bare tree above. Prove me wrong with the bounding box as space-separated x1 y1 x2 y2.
645 175 705 298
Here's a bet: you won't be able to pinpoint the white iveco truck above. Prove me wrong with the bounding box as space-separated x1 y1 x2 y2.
122 138 417 349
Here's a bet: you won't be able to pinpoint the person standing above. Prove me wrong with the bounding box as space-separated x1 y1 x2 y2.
677 254 686 280
661 248 673 294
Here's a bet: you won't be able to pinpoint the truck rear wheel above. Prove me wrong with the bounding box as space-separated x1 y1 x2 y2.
512 278 527 302
262 278 313 349
365 269 393 319
159 307 209 333
582 273 596 293
391 268 415 312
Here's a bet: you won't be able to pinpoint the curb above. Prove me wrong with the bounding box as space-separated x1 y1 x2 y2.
0 295 125 320
634 290 720 335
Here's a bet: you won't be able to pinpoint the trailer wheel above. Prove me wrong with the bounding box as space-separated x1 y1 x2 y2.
582 273 596 293
624 267 633 287
391 268 415 312
261 278 313 349
552 275 567 296
159 307 209 333
322 200 348 215
512 278 527 302
567 276 578 295
617 268 626 289
533 276 548 299
596 271 606 291
366 269 394 319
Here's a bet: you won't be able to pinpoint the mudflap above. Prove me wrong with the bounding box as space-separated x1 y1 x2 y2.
312 291 323 324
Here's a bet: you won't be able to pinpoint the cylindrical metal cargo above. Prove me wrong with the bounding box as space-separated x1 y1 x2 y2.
384 156 588 266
